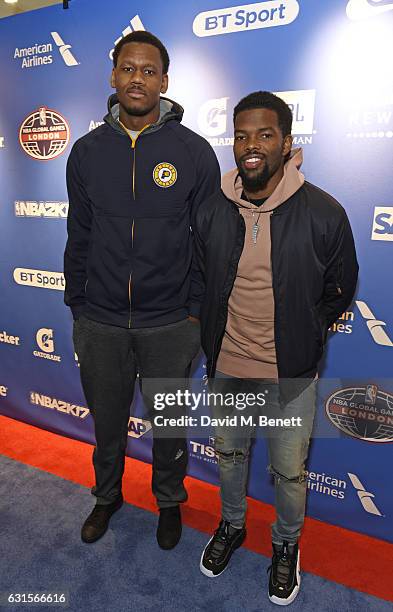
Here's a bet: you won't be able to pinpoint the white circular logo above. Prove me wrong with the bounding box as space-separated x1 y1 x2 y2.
153 162 177 188
19 106 70 161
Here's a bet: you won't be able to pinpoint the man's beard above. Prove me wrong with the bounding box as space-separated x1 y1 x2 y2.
121 101 157 118
237 162 271 193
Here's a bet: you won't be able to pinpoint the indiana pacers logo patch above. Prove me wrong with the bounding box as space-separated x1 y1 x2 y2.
153 162 177 188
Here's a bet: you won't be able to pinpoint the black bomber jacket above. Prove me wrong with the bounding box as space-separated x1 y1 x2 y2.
191 181 359 403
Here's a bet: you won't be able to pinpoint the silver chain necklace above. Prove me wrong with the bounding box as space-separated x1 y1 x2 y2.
242 191 265 244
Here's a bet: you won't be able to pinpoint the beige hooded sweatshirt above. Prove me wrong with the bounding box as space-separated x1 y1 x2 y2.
216 148 305 379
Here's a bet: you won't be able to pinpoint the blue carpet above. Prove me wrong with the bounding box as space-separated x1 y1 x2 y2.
0 454 392 612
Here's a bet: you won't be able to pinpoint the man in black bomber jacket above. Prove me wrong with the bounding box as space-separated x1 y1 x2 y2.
194 92 358 605
64 31 220 549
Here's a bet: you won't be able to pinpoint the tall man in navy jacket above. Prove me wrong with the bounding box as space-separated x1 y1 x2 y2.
64 31 220 548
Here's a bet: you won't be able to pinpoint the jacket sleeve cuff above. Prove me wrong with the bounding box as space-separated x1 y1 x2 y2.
188 302 201 319
70 304 86 321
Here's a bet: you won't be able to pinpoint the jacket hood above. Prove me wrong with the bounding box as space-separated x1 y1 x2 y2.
221 148 305 212
103 94 184 135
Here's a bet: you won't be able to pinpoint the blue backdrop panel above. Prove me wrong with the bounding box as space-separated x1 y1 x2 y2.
1 0 392 542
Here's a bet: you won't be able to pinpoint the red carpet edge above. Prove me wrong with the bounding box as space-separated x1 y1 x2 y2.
1 415 392 602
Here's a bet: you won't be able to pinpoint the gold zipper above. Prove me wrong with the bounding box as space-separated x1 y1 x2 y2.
128 220 134 328
118 121 150 200
118 121 150 327
128 273 132 328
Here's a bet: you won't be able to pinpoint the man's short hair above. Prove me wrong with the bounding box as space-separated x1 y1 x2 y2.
233 91 293 137
112 31 170 74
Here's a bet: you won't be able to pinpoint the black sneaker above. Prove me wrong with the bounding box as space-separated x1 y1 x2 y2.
200 519 246 578
268 541 300 605
81 495 123 543
156 506 182 550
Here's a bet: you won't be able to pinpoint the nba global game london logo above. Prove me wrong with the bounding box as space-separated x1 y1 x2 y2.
19 107 70 161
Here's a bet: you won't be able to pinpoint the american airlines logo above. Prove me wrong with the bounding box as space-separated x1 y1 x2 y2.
50 32 79 66
109 15 145 60
14 32 78 69
89 120 105 132
347 0 393 20
347 473 383 516
356 301 393 347
307 469 384 516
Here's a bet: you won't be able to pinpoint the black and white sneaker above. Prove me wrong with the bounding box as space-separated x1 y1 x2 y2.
268 541 300 605
200 519 246 578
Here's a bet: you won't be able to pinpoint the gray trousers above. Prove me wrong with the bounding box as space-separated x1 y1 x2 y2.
211 372 316 544
73 316 200 508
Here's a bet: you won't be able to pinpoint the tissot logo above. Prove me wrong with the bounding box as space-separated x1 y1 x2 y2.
346 0 393 20
371 207 393 241
109 15 145 60
189 440 217 464
356 301 393 347
193 1 299 37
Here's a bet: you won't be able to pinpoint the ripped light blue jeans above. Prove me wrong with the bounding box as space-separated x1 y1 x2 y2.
211 372 316 545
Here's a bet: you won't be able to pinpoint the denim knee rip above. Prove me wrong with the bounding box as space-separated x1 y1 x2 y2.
267 464 307 484
216 448 249 465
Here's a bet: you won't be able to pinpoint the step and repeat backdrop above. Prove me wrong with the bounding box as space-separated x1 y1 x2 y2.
0 0 392 542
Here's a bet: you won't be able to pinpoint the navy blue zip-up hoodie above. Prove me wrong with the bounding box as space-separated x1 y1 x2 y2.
64 94 220 327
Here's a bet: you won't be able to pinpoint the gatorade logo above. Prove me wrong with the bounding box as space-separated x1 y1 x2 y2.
198 98 228 137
